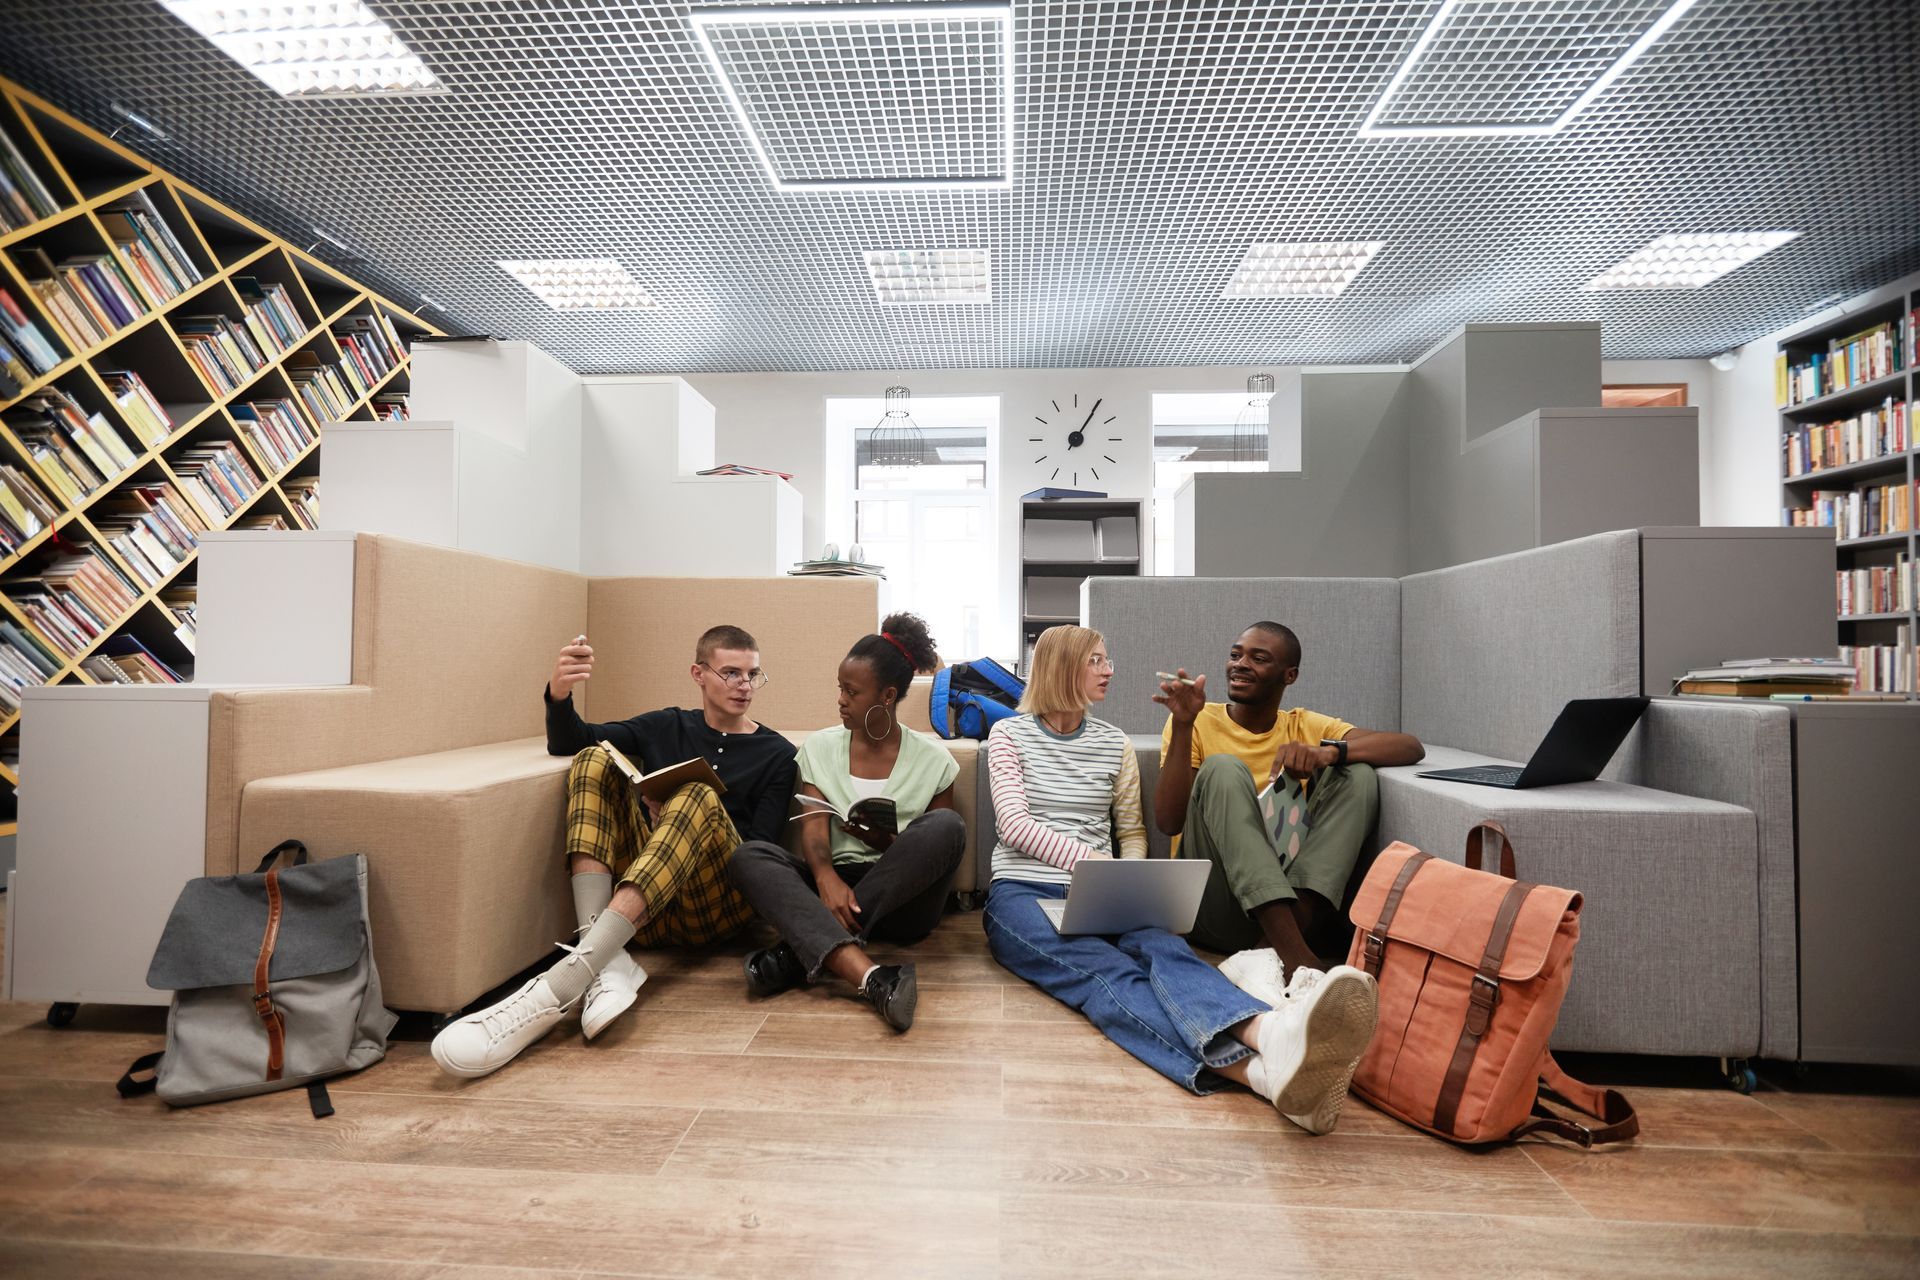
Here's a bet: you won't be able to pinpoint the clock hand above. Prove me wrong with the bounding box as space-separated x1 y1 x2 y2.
1078 399 1102 431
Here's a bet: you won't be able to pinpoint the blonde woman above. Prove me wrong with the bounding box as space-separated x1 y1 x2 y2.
982 625 1377 1132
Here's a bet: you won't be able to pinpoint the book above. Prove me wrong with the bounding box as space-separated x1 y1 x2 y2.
1257 773 1311 865
788 792 898 837
596 739 727 804
1676 679 1857 697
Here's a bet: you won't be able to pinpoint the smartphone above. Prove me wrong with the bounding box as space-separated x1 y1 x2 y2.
1155 671 1195 686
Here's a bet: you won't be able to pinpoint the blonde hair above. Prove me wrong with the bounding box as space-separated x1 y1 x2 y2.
1019 625 1102 718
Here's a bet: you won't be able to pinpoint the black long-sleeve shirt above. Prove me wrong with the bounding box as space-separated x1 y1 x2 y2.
544 688 798 847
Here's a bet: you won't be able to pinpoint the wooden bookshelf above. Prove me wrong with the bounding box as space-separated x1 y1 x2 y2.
0 77 442 834
1776 288 1918 698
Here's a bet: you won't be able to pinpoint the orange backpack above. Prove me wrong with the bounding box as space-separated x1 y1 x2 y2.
1344 821 1639 1147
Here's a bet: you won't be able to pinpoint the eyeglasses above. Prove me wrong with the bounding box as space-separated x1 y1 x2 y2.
1087 654 1115 672
701 663 769 690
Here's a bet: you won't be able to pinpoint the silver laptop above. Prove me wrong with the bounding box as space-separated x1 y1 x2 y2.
1037 858 1212 935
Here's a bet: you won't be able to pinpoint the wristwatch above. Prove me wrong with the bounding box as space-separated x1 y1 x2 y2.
1321 737 1348 767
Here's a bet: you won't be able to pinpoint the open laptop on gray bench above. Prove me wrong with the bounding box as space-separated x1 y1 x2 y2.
1418 696 1651 789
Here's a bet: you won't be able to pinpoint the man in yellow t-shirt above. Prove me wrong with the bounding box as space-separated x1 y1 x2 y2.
1155 621 1425 982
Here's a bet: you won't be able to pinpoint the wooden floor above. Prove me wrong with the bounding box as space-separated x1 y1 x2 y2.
2 907 1917 1279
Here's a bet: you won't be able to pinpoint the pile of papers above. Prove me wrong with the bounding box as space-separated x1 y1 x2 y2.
1673 657 1855 699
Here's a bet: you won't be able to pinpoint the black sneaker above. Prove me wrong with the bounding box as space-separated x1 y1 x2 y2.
863 963 918 1032
743 941 807 997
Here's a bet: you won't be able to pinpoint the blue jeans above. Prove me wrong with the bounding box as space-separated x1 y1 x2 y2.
983 877 1270 1094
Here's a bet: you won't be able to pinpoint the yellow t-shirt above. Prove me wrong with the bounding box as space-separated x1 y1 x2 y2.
1160 703 1356 856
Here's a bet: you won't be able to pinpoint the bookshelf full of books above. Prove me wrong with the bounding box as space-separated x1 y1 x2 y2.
0 77 441 835
1777 290 1920 697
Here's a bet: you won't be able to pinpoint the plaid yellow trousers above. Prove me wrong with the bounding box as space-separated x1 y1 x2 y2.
565 745 754 947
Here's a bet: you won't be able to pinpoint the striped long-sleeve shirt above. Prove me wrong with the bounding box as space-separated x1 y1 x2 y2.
987 712 1147 885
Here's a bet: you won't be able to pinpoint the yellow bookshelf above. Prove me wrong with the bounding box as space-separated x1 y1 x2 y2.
0 77 442 835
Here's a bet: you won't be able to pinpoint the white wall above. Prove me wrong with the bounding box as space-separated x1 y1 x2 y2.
1693 267 1920 526
687 364 1299 656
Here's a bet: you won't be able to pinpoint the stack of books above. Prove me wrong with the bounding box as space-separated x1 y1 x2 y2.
98 190 203 306
5 387 137 498
334 312 406 396
1777 315 1911 406
0 128 60 232
282 476 320 529
231 277 306 356
18 245 148 350
231 398 314 473
1781 397 1909 477
1838 554 1915 617
1842 632 1915 696
5 544 143 659
787 557 884 579
174 313 268 393
1673 657 1857 699
170 439 262 522
370 392 409 420
283 350 355 423
698 463 795 480
96 368 173 449
0 286 62 382
1789 480 1916 538
159 584 196 655
0 464 56 556
88 480 208 589
0 619 59 711
78 634 183 685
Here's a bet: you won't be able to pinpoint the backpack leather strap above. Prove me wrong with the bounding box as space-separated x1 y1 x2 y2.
1508 1053 1640 1147
1360 850 1430 977
1464 821 1516 879
1431 877 1536 1133
253 869 288 1082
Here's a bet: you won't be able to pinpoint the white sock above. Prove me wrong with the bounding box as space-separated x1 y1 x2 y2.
571 871 614 933
543 909 635 1006
858 964 879 991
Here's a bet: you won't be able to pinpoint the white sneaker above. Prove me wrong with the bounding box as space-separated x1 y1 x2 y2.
431 976 572 1078
582 949 648 1040
1253 964 1379 1134
1219 948 1287 1006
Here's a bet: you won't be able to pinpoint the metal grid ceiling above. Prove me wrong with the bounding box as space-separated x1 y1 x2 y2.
1 0 1916 373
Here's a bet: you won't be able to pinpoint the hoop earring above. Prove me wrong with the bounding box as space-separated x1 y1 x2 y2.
863 703 894 741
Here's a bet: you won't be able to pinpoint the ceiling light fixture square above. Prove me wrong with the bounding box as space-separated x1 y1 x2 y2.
497 258 658 311
1359 0 1700 138
1223 242 1385 299
1584 232 1800 290
159 1 443 98
689 4 1015 191
863 249 992 305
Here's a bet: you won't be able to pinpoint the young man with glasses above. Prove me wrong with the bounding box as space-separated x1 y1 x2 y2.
432 624 798 1078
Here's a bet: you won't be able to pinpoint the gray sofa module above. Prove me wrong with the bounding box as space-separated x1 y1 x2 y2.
1076 529 1803 1064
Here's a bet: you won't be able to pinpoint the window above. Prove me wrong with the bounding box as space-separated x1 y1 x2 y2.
1150 389 1300 573
1601 383 1688 407
827 395 1000 658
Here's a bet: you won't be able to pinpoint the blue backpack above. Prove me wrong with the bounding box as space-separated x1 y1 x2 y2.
929 658 1025 740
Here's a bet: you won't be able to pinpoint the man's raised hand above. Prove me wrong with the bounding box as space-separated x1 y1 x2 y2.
549 634 593 702
1151 669 1208 724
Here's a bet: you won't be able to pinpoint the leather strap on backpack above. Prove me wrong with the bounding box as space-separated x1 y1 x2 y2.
1508 1054 1640 1147
1464 820 1516 879
253 869 288 1082
1360 850 1430 978
1431 877 1536 1134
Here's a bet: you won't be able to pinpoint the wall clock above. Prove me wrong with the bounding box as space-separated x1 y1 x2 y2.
1029 393 1122 488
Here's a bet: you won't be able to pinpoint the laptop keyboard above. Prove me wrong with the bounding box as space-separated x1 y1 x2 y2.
1443 765 1524 785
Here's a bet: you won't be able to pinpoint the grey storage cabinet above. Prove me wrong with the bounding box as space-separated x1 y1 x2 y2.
1019 497 1142 674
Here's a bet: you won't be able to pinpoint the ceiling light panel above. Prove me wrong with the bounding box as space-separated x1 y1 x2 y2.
690 4 1014 189
1362 0 1699 136
864 248 991 304
497 258 657 311
1224 243 1385 299
157 1 442 98
1585 232 1800 290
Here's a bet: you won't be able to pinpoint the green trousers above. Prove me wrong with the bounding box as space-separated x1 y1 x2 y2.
1180 753 1379 954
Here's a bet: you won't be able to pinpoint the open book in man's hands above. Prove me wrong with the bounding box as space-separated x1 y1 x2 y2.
598 740 727 804
789 792 898 838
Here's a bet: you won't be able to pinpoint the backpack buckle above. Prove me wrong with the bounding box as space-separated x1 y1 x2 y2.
1466 973 1500 1035
1361 932 1386 975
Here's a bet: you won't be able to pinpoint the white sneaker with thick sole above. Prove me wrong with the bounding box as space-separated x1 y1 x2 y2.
1218 948 1287 1007
582 949 648 1040
431 976 574 1078
1254 964 1379 1135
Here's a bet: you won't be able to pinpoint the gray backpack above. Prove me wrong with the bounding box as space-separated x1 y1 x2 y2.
118 840 396 1116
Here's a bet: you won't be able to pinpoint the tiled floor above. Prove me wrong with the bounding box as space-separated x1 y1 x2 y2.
1 907 1916 1277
